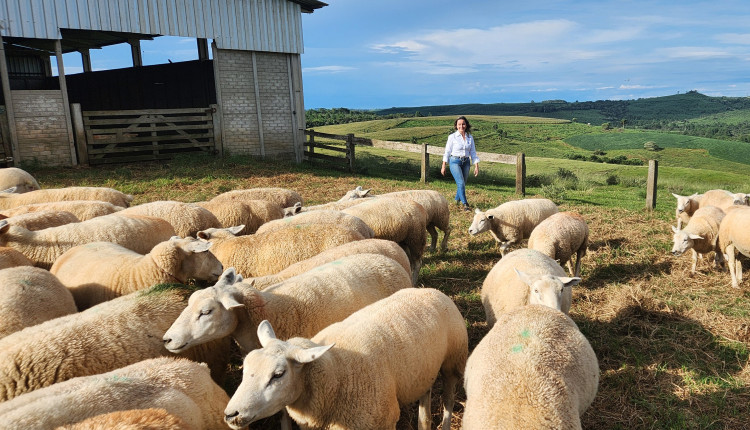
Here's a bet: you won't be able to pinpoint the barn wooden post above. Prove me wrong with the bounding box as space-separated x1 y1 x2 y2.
516 152 526 196
210 104 223 157
0 33 19 164
70 103 89 166
646 159 658 210
346 133 355 173
420 142 429 183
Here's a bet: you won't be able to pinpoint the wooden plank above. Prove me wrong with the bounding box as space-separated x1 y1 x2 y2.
83 115 211 125
88 141 213 154
646 159 658 210
83 107 211 116
88 132 213 145
89 153 175 165
304 143 347 153
516 152 526 196
86 123 213 134
305 130 351 141
304 151 348 164
70 103 89 166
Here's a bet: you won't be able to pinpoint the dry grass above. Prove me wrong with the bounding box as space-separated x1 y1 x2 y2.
29 155 750 430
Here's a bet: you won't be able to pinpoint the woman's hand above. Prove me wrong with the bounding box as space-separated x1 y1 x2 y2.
441 162 446 176
474 164 479 177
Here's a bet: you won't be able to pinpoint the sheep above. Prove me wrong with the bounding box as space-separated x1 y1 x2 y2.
210 187 303 209
56 408 190 430
0 209 80 230
0 213 176 269
223 287 468 430
469 198 559 256
0 266 77 339
197 199 284 234
0 283 232 401
163 253 412 354
699 189 748 212
118 200 222 238
671 205 725 274
341 196 428 282
337 185 371 201
196 225 245 241
718 205 750 289
481 248 581 328
0 357 229 430
528 211 589 277
0 200 123 221
377 189 452 252
206 223 366 278
247 238 412 289
672 192 701 229
0 167 41 193
50 237 224 310
0 246 33 269
254 209 375 239
0 186 133 209
289 197 370 215
463 304 599 429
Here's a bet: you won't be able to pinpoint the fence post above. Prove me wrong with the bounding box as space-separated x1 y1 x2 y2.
421 142 429 183
70 103 89 166
308 130 315 159
210 104 222 157
646 159 658 210
516 152 526 196
346 133 355 173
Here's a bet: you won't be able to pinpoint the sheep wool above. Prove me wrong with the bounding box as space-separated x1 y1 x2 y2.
118 200 222 238
197 199 284 234
672 192 701 229
671 205 725 274
377 189 452 252
528 211 589 277
255 209 375 239
0 186 133 209
0 200 124 221
0 167 41 193
469 198 558 255
0 246 33 269
1 210 80 230
718 205 750 288
699 189 747 212
56 408 190 430
210 187 303 209
463 305 599 430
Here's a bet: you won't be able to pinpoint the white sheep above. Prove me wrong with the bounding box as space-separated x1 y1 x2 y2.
196 225 245 242
223 287 468 430
718 206 750 289
469 198 559 256
0 246 33 269
528 211 589 277
337 185 371 201
0 200 124 221
0 266 77 339
0 209 80 230
56 408 190 430
118 200 222 237
207 223 366 278
671 205 725 274
377 189 452 252
50 237 224 310
0 213 176 269
0 186 133 209
481 248 581 328
341 196 428 282
0 167 41 193
699 189 747 212
463 304 599 429
247 238 412 289
0 357 229 430
0 283 232 401
672 192 701 229
210 187 303 209
163 253 412 353
290 197 370 215
197 198 284 234
254 209 375 239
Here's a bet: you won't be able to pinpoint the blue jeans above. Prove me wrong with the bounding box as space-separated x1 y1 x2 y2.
449 156 471 205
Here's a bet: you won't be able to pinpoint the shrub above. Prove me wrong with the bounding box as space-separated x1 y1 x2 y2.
602 122 612 130
644 141 663 151
593 149 607 156
606 174 620 185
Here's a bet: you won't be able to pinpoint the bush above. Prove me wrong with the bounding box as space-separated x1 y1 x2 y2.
606 174 620 185
602 122 612 130
643 141 663 151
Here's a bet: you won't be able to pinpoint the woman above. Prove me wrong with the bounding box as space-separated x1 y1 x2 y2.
441 116 479 211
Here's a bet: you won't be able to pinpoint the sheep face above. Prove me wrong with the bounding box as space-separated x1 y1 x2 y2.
468 209 492 236
672 193 698 214
515 269 580 312
337 186 371 202
171 237 223 283
670 226 703 256
196 225 243 241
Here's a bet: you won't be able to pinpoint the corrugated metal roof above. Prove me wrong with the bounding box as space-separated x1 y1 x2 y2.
0 0 324 53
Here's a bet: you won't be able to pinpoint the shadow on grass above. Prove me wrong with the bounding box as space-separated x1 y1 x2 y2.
584 261 673 288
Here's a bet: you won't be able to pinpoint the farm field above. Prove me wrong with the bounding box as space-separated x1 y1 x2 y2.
21 125 750 429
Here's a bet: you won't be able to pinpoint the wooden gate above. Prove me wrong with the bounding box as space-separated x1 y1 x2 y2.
75 105 219 165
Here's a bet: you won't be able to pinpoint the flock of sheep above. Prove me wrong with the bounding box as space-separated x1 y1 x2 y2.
0 163 747 430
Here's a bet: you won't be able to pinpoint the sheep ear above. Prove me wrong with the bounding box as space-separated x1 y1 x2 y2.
218 267 238 285
514 268 536 286
688 233 704 240
257 320 277 347
0 186 16 193
359 188 371 197
671 225 679 233
558 276 582 288
672 193 681 199
196 230 210 240
291 344 334 364
219 291 244 311
474 208 482 214
185 240 212 253
228 225 245 235
0 219 9 233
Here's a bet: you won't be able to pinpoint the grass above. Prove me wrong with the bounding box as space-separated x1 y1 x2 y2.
23 141 750 429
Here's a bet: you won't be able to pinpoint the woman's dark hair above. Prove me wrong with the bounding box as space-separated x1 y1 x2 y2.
454 116 472 133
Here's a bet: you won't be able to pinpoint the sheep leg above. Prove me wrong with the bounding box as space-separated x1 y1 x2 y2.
691 249 698 274
574 248 584 278
440 226 451 252
417 388 432 430
427 225 438 252
279 410 292 430
440 373 459 430
566 258 575 277
726 245 739 288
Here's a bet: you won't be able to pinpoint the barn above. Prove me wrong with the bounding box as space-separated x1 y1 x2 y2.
0 0 327 167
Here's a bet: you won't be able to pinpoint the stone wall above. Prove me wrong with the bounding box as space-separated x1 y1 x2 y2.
11 90 73 166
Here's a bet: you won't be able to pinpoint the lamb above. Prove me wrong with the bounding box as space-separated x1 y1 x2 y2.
671 205 725 274
0 213 176 269
163 254 412 354
377 189 452 252
197 198 284 234
210 187 303 209
528 211 589 277
462 304 599 429
223 287 468 430
118 200 222 238
0 283 232 401
207 223 366 278
0 186 133 209
254 209 375 239
0 357 229 430
0 209 80 230
0 266 77 339
341 196 428 282
0 246 33 269
57 408 190 430
481 248 581 328
672 192 701 229
469 198 559 256
247 238 412 289
0 200 124 221
50 237 224 310
0 167 41 193
718 205 750 289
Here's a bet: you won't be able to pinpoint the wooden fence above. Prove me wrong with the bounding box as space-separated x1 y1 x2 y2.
304 130 526 195
72 104 219 165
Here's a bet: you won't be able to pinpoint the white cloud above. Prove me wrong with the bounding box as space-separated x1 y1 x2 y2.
303 65 356 74
715 33 750 45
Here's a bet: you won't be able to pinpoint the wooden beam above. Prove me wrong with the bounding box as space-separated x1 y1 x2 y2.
55 40 78 165
129 39 142 67
0 34 20 164
211 41 224 156
646 159 658 210
79 49 92 72
197 39 209 61
251 51 265 157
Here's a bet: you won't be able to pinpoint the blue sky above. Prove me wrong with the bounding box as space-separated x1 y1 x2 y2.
60 0 750 110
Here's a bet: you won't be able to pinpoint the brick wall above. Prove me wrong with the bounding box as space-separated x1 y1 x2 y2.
256 52 295 158
11 90 73 166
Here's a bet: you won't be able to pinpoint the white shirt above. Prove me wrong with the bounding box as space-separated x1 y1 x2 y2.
442 130 479 164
